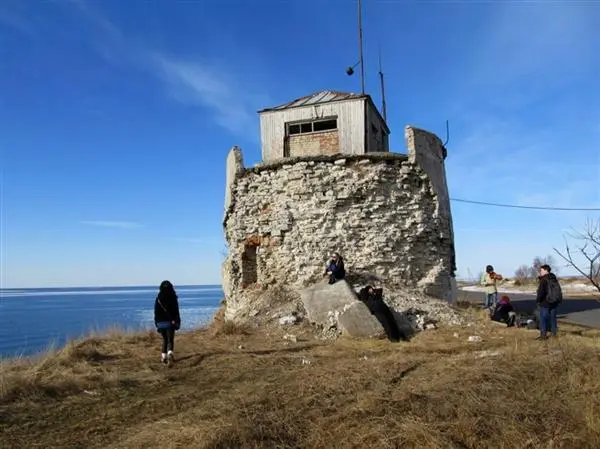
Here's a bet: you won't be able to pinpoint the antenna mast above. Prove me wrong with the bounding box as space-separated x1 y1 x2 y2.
358 0 365 94
378 47 387 122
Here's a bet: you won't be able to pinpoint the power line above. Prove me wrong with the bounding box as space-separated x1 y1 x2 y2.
450 197 600 211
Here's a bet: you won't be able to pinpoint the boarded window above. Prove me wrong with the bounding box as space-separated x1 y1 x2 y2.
242 245 258 285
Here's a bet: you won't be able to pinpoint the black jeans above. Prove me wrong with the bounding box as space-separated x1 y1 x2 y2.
159 327 175 353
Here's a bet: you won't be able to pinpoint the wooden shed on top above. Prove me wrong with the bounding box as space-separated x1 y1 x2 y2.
258 90 390 163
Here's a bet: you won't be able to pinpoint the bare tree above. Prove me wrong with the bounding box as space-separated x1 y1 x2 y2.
530 255 557 278
513 255 557 285
514 264 531 285
553 218 600 293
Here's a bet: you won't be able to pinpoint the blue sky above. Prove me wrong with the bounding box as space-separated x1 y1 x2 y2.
1 0 599 288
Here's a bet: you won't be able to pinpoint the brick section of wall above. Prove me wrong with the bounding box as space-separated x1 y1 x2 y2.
288 130 339 157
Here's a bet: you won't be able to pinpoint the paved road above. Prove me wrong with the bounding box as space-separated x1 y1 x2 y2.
458 289 600 329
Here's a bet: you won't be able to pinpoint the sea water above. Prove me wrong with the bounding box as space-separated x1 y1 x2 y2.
0 285 222 359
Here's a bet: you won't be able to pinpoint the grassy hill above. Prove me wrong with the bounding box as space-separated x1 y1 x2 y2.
1 309 600 449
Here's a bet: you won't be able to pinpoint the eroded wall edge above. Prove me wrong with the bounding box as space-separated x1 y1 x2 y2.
405 125 457 302
223 146 245 227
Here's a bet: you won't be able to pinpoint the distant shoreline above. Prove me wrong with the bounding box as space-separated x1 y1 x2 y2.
0 284 222 292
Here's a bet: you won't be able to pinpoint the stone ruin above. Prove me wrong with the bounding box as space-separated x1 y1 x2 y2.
218 89 468 337
220 122 465 339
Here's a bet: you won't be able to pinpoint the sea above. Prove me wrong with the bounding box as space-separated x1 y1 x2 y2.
0 285 222 360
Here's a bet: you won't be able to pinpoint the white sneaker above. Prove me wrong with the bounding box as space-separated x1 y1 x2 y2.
167 350 174 361
161 353 167 363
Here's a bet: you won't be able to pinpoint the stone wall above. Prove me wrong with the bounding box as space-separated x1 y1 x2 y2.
405 126 456 302
287 130 339 157
222 126 457 319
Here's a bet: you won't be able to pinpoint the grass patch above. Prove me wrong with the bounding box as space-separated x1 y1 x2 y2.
1 317 600 449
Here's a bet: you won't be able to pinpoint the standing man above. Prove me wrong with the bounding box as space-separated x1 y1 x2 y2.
535 264 563 340
480 264 502 308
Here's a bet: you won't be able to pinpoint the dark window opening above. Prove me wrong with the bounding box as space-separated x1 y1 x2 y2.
313 119 337 132
300 122 312 133
241 245 258 285
285 117 338 136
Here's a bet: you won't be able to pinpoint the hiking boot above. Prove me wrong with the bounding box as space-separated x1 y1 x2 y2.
535 335 548 341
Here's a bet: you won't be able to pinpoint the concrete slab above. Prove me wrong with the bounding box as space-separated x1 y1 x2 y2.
300 280 385 338
338 302 386 338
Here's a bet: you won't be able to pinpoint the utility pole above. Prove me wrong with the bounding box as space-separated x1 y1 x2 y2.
378 47 387 122
358 0 365 94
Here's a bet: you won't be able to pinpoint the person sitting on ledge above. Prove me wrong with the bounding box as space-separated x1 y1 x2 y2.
324 252 346 284
490 295 516 327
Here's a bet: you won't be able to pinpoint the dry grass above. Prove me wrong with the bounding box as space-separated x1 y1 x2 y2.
1 310 600 449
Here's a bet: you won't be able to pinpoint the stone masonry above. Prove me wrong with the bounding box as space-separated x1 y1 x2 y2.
221 126 457 321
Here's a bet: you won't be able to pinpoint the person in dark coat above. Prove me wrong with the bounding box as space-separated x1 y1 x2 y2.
490 295 516 327
535 264 563 340
324 252 346 284
358 285 404 342
154 280 181 364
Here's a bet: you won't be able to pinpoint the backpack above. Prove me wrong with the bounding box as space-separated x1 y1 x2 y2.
546 277 563 306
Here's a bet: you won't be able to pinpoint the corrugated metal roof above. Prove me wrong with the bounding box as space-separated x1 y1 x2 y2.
259 90 365 112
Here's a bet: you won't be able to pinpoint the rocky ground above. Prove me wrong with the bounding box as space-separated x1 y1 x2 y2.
224 279 467 341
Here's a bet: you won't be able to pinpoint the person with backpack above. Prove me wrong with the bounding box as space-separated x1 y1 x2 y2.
153 280 181 365
535 264 563 340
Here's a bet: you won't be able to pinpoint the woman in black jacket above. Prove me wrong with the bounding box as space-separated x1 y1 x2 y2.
324 252 346 284
154 280 181 365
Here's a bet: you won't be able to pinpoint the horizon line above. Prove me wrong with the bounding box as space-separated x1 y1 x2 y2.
0 283 223 291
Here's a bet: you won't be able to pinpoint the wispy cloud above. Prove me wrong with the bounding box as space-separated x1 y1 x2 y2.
448 121 600 208
445 2 600 218
63 0 268 138
80 221 143 230
155 56 264 136
468 3 598 90
515 180 600 210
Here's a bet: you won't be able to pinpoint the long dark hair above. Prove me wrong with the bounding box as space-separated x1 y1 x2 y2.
157 280 178 301
332 252 343 265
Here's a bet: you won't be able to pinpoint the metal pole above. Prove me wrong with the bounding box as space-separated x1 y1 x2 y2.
378 47 387 122
358 0 365 94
